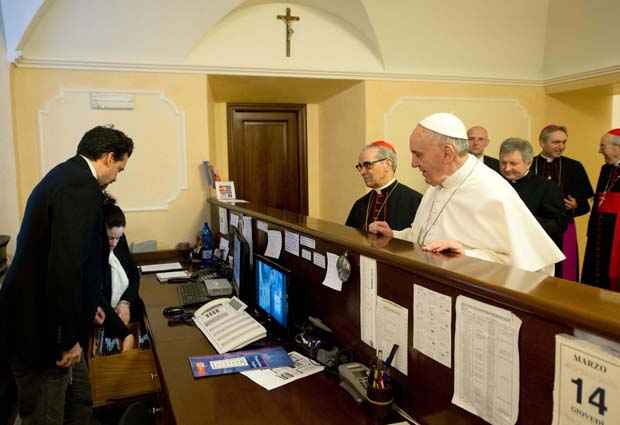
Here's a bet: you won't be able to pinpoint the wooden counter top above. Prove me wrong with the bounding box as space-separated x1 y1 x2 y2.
209 199 620 340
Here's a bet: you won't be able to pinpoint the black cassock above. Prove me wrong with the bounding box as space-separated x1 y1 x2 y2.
582 164 620 290
509 173 567 249
346 180 422 231
483 155 500 173
532 155 594 280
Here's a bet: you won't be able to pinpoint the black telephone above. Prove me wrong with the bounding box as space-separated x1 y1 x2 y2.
338 362 370 403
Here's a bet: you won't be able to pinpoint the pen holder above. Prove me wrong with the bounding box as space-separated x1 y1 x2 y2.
366 362 394 405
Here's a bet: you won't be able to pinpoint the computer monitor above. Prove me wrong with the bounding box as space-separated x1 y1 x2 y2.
230 226 251 304
255 254 289 330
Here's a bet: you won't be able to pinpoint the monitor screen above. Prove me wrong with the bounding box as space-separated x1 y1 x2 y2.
255 255 288 328
230 226 250 302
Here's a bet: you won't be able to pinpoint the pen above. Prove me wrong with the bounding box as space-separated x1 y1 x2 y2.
384 344 399 368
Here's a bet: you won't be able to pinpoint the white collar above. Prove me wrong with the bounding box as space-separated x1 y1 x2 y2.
440 154 476 189
80 155 98 181
374 178 396 194
540 153 556 163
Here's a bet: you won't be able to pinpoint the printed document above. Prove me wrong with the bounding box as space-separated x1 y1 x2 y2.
264 230 282 259
218 207 228 235
359 255 377 348
284 230 300 256
376 297 408 375
321 252 343 291
413 284 452 368
452 296 521 425
241 351 324 390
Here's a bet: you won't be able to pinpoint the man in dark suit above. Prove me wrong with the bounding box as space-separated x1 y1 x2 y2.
0 126 133 424
467 126 500 172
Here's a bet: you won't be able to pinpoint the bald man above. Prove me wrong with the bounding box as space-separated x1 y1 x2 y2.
582 129 620 291
370 113 564 275
467 126 499 172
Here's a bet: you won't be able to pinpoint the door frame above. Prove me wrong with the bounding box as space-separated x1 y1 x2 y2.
226 103 308 215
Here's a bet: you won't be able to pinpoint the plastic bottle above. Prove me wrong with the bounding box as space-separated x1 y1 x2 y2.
200 222 214 267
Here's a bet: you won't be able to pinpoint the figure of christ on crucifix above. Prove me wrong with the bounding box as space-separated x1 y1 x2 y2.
277 7 300 57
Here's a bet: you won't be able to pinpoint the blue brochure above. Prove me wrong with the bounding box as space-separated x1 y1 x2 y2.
189 346 293 378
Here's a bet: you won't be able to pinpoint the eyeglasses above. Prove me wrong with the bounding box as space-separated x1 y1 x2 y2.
355 158 387 171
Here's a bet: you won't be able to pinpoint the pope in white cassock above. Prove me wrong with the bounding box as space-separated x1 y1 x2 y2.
369 112 565 275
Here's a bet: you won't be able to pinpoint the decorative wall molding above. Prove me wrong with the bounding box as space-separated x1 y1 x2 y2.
384 96 532 141
16 57 543 87
37 88 188 212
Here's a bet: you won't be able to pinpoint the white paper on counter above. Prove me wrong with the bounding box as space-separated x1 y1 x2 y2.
452 295 521 425
230 214 240 229
284 230 300 257
264 230 282 259
375 297 409 375
218 207 228 235
359 255 377 348
242 216 254 264
313 252 326 269
299 235 316 249
218 237 229 260
321 252 342 291
241 351 324 391
413 284 452 368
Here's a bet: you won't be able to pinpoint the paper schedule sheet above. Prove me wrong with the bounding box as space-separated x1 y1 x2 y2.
413 284 452 368
359 255 377 348
452 296 522 425
375 297 408 375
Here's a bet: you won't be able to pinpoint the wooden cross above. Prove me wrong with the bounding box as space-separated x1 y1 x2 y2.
277 7 300 57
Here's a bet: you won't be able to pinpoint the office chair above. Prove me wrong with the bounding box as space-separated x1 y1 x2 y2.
117 402 155 425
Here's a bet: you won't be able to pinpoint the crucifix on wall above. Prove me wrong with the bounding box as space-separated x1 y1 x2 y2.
276 7 300 57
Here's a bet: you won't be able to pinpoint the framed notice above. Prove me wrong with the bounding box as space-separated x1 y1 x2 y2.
215 181 236 201
553 334 620 425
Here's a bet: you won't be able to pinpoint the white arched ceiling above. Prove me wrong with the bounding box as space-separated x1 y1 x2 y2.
0 0 51 61
186 3 384 73
6 0 620 84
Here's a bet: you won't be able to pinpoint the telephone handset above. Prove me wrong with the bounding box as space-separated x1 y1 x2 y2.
193 296 267 354
338 362 370 403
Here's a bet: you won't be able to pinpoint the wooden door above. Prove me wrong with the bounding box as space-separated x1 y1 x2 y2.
227 104 308 215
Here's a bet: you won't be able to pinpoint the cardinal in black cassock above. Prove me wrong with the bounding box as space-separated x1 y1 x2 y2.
532 125 594 280
346 141 422 232
582 129 620 291
499 138 567 251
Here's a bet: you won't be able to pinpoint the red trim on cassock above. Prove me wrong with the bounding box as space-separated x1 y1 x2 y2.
598 192 620 291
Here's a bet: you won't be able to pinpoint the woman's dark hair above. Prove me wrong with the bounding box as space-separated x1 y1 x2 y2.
77 126 134 161
103 194 126 228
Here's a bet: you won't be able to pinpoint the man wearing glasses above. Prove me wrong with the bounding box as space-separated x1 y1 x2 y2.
346 140 422 232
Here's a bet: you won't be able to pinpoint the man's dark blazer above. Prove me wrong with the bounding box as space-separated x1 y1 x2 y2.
0 156 107 368
483 155 500 173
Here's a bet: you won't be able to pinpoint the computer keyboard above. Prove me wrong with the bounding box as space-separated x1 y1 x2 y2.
178 281 211 307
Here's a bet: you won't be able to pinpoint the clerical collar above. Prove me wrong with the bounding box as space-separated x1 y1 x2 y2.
374 178 396 194
80 154 98 180
540 153 556 163
509 169 530 184
441 155 476 189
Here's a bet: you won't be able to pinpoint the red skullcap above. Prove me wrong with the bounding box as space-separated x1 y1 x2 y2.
608 128 620 137
369 140 396 152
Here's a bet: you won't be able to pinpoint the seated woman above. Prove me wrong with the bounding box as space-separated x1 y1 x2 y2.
101 196 142 352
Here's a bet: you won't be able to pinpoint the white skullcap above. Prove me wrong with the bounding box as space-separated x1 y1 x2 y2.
419 112 468 139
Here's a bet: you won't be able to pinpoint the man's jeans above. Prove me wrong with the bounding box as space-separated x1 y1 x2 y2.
11 356 95 425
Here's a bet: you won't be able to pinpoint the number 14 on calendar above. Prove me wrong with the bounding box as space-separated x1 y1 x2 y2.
553 334 619 425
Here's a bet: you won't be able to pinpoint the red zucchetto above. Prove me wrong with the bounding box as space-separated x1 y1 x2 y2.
369 140 396 152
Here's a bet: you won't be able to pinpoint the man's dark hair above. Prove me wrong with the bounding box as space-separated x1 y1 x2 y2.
102 194 126 228
77 126 134 161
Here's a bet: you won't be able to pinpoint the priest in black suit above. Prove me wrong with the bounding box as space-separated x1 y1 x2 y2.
499 138 567 251
532 125 594 280
467 126 500 172
582 129 620 291
346 140 422 231
0 126 134 424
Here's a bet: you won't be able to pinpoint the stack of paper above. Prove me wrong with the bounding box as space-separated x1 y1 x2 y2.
156 270 190 282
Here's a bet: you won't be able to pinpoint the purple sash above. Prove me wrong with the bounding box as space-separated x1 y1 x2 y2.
560 221 578 281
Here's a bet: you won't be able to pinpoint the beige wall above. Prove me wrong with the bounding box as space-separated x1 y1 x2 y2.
544 87 614 266
0 26 19 256
11 68 211 249
318 82 366 223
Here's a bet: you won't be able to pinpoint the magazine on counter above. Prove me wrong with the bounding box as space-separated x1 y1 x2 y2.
188 346 293 378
